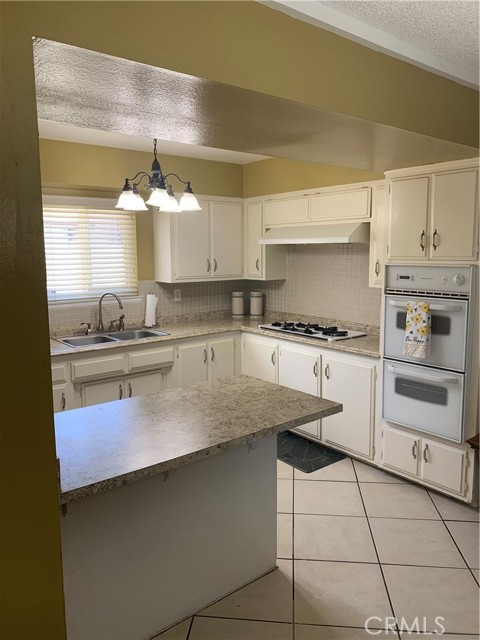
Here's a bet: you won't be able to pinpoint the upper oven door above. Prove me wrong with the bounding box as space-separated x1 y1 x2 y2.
384 295 468 371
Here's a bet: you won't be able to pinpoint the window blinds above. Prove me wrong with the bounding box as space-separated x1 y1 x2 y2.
43 207 138 301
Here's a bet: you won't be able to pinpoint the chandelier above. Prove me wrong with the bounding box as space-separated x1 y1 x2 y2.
115 138 201 213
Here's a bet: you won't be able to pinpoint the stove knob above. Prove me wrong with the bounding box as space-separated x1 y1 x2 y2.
453 274 465 286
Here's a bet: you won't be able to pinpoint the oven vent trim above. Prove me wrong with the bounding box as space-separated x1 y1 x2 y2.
385 288 469 299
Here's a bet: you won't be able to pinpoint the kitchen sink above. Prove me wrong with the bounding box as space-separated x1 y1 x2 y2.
56 329 170 347
107 329 169 340
58 335 118 347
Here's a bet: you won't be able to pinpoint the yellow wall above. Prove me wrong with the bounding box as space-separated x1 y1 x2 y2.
243 158 384 197
1 2 478 638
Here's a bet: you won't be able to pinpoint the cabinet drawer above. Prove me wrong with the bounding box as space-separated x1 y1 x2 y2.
310 188 370 222
71 354 126 382
127 347 175 373
51 363 68 384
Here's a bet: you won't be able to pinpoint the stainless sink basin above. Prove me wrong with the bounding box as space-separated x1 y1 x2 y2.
58 335 118 347
107 329 169 340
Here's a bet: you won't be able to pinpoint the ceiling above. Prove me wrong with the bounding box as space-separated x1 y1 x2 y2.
265 0 480 89
34 28 478 172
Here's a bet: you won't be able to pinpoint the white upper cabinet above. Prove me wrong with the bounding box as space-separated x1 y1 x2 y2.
310 186 370 222
430 170 478 261
368 183 387 288
264 195 309 225
244 200 286 281
210 202 243 277
154 196 243 282
389 177 429 260
387 159 479 262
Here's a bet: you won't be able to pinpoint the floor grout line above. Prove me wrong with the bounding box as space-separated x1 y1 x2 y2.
353 461 402 640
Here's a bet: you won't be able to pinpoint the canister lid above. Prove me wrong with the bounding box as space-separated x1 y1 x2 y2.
232 291 244 297
250 291 263 297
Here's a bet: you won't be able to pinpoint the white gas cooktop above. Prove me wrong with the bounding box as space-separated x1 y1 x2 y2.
259 322 366 342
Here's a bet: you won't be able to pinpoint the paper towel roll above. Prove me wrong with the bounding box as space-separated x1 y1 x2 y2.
145 294 158 327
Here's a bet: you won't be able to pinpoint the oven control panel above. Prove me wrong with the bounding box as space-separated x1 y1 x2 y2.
386 265 473 295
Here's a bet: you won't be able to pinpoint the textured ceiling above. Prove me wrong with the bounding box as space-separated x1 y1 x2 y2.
266 0 479 88
323 0 479 68
34 39 478 172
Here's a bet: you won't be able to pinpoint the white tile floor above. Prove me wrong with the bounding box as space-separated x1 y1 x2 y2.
155 456 479 640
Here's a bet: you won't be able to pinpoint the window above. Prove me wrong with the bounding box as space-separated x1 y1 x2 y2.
43 198 138 302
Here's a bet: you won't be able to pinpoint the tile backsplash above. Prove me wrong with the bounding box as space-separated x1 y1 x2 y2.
48 244 381 334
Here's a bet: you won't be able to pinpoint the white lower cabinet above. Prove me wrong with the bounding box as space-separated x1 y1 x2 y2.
321 354 376 459
82 370 167 407
177 337 236 387
51 362 74 412
278 345 320 438
382 425 470 498
242 336 277 384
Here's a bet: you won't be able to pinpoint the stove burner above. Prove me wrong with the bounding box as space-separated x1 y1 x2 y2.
326 330 348 337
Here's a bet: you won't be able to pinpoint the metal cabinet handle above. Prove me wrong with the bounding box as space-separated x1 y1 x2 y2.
119 384 123 400
128 382 133 398
206 258 211 273
423 444 429 463
255 258 260 272
432 229 438 250
271 351 276 365
412 442 417 460
61 392 66 411
374 259 380 276
313 362 318 377
203 348 208 364
213 258 218 272
325 363 330 379
211 347 215 361
420 230 425 251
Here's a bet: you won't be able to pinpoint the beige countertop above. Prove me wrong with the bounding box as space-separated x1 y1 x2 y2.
50 317 380 359
55 374 341 505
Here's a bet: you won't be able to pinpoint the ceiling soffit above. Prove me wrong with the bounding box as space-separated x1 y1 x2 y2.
33 39 478 172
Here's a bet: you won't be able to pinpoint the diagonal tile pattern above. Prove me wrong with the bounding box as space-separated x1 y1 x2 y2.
154 453 479 640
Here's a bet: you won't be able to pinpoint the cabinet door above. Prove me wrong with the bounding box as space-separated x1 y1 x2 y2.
369 185 386 288
279 346 320 439
175 204 210 278
209 337 235 381
310 188 370 222
52 383 74 413
389 177 429 259
245 202 263 278
211 202 243 277
178 342 208 387
264 196 309 225
242 338 277 384
430 170 478 261
382 425 419 477
82 378 124 407
126 371 166 398
321 356 375 458
420 438 466 495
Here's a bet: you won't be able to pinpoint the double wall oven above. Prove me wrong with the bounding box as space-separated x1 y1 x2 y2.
382 265 476 443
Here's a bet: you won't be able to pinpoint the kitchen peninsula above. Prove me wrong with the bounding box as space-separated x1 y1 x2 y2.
56 374 341 639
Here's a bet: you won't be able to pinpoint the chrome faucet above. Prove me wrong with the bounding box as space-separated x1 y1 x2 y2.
98 293 124 332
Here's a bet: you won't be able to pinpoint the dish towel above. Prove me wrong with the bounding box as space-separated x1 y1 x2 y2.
403 301 431 358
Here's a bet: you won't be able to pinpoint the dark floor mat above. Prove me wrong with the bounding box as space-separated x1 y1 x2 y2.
277 431 346 473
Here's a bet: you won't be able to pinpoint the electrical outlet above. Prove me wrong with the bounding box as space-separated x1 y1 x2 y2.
173 289 181 302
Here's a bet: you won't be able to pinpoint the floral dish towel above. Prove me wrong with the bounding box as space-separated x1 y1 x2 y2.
404 301 431 358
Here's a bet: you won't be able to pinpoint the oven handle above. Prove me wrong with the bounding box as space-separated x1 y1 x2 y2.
388 300 463 312
387 364 458 384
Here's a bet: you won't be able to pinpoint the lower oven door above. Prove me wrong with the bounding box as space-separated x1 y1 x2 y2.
382 360 464 442
384 295 468 371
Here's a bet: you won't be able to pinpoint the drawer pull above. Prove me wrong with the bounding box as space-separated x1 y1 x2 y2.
119 384 123 400
432 229 439 250
256 258 260 272
61 392 66 411
423 444 429 463
374 259 380 276
325 363 330 379
128 382 133 398
420 230 425 251
211 347 215 362
203 348 208 364
213 258 218 272
271 351 276 366
313 362 318 377
206 258 211 273
411 442 417 460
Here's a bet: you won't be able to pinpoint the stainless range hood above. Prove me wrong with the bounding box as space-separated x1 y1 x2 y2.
258 222 370 245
